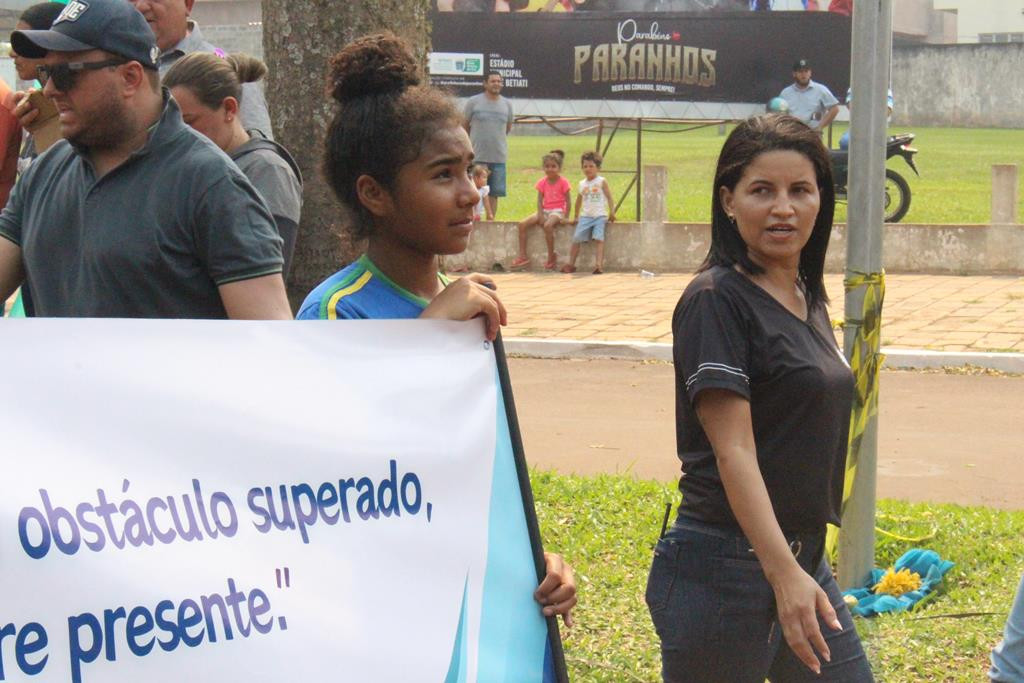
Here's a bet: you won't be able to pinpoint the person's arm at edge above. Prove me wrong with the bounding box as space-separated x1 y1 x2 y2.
218 273 292 320
535 189 544 221
573 190 582 223
506 99 514 136
0 108 22 200
820 103 840 130
696 388 842 675
562 186 571 223
601 178 615 221
0 236 24 303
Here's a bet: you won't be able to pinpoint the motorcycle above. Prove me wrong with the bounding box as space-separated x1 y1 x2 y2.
830 133 919 223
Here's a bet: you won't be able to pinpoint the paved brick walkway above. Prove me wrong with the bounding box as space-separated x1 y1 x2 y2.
7 272 1023 352
488 272 1024 352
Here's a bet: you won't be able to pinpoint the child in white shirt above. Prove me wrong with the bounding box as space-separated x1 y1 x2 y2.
471 163 493 221
562 151 615 274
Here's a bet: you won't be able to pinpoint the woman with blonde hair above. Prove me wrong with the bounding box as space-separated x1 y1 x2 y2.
164 52 302 277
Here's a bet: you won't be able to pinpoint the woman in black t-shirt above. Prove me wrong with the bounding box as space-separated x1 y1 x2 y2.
645 115 874 682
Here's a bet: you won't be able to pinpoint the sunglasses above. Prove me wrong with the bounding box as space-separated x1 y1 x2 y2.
36 58 127 92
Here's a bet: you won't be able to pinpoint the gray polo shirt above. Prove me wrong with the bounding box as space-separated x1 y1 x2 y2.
779 80 839 129
464 93 514 164
0 93 284 318
230 132 302 278
159 21 274 139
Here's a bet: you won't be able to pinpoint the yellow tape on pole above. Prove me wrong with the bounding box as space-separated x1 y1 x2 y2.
874 525 937 543
826 271 886 562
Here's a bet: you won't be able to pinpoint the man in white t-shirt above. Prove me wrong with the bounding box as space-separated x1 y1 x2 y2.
779 58 839 133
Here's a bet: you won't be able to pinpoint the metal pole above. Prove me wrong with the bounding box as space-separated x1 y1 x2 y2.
838 0 891 589
636 118 643 221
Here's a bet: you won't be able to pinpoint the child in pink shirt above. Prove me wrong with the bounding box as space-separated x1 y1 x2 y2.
511 150 570 270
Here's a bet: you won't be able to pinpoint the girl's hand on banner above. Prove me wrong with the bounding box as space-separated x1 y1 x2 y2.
535 552 577 628
420 273 507 341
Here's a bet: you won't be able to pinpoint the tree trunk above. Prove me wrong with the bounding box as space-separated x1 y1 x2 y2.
261 1 432 311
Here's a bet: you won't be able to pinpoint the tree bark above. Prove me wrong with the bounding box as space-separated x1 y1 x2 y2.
261 1 432 311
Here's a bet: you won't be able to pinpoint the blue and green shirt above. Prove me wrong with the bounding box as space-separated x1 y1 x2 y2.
297 254 447 320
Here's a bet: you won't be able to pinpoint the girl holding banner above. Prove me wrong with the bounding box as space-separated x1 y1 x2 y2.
296 32 576 625
645 114 873 681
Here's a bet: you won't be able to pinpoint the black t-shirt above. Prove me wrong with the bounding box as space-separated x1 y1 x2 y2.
673 266 854 534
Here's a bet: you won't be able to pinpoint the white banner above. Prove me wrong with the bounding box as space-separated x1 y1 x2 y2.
0 319 552 682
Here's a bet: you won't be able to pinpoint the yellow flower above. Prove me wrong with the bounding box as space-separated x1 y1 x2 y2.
874 567 922 597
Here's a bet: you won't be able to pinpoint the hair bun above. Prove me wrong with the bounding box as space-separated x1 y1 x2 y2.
328 32 421 103
227 53 268 85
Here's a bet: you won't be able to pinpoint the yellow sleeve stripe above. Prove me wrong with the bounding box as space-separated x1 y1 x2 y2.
325 270 373 320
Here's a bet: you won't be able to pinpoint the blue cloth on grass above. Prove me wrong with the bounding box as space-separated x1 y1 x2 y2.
842 549 954 617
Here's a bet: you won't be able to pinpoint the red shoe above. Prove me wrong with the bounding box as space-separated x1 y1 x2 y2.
560 264 577 274
544 254 558 270
510 257 530 270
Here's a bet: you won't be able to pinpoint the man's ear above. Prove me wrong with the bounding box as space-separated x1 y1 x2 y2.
120 61 148 97
355 175 394 218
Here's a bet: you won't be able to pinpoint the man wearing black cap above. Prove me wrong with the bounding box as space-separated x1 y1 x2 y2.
779 58 839 133
0 0 291 319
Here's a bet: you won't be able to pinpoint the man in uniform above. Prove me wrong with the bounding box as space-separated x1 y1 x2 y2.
779 58 839 133
0 0 291 320
128 0 273 137
464 72 514 218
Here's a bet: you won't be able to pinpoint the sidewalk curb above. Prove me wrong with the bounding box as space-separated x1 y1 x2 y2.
504 338 1024 373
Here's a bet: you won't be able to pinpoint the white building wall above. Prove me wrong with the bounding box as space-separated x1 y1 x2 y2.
190 0 263 58
932 0 1024 43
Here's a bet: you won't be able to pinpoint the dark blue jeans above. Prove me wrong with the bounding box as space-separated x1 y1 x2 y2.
645 517 874 682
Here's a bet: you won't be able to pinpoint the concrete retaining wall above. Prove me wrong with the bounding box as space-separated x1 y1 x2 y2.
891 43 1024 128
455 221 1024 275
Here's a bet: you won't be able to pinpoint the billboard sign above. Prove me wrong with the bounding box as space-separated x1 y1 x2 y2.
431 10 851 115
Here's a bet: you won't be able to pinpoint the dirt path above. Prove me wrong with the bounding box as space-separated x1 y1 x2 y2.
508 357 1024 510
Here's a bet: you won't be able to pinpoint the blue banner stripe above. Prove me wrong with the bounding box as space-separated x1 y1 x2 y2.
476 377 548 679
444 577 470 683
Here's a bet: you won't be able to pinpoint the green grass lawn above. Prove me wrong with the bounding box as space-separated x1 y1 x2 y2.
532 470 1024 682
501 125 1024 225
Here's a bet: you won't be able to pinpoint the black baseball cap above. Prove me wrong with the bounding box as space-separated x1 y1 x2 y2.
793 58 811 71
12 0 159 69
